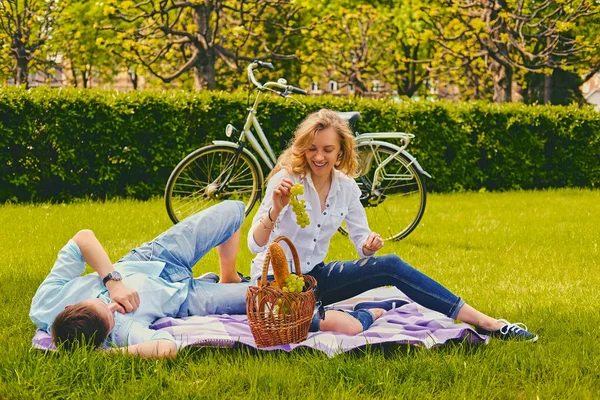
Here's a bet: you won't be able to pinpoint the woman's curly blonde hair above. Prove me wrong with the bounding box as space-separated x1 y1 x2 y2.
268 109 359 179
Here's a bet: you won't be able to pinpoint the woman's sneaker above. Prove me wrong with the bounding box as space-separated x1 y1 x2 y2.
477 319 539 342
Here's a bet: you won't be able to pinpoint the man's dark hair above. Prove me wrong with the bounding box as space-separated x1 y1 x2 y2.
51 302 110 350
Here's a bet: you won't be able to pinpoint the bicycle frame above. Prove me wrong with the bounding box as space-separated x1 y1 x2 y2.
238 91 278 170
220 62 431 200
355 133 432 186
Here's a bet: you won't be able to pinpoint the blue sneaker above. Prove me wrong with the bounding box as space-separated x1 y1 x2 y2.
477 319 539 342
237 271 250 283
354 299 408 312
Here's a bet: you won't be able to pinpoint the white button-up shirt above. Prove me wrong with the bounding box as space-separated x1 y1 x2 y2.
248 168 371 281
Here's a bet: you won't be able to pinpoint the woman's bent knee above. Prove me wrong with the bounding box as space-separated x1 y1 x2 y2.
374 254 418 280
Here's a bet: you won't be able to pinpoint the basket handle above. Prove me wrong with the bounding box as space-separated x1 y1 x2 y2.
261 235 302 286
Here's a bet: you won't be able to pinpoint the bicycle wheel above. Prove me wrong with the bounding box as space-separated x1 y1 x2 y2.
165 145 262 224
339 142 427 241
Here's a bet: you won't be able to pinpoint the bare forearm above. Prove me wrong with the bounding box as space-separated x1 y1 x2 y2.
252 206 281 247
108 340 178 359
72 229 140 311
72 229 114 279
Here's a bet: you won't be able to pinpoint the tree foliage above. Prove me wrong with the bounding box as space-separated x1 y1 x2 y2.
102 0 313 90
51 0 122 88
0 0 64 86
1 0 599 104
433 0 600 102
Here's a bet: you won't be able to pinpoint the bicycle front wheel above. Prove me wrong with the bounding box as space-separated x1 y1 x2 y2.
339 142 427 241
165 145 262 224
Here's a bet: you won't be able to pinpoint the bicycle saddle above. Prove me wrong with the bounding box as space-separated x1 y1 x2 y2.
335 111 361 128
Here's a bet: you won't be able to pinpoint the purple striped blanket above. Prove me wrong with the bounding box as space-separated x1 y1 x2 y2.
32 287 488 357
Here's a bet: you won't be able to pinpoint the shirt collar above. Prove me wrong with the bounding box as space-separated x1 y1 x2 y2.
304 169 343 200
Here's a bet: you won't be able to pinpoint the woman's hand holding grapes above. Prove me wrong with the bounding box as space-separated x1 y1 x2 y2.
271 180 310 228
272 178 294 213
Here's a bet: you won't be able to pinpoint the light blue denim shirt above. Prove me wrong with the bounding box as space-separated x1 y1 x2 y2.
30 240 188 348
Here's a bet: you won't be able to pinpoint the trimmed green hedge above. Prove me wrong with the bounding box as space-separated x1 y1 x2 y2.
1 86 599 202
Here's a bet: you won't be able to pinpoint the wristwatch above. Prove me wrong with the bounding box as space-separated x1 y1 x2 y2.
102 271 123 285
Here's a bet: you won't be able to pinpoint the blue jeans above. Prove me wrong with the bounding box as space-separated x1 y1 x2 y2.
117 200 251 317
307 254 465 320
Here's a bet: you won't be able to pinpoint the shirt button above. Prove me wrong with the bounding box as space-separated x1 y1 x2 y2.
307 262 310 265
313 238 317 242
323 212 327 215
326 204 329 207
317 224 321 228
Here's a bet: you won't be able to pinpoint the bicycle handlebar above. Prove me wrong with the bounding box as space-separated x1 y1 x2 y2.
247 61 306 96
255 61 274 70
288 86 307 95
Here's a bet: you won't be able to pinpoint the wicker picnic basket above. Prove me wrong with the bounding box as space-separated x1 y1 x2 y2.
246 236 317 348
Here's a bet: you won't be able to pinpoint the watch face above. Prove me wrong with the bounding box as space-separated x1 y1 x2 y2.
112 271 123 281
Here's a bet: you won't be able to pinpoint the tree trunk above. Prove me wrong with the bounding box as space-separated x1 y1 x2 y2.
128 68 138 90
202 58 217 90
491 60 512 103
14 46 29 87
193 66 204 90
543 73 552 104
82 69 89 88
71 67 79 87
192 49 218 90
191 4 217 90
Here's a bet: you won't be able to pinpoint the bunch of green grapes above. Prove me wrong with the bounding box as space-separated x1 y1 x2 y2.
274 274 305 315
282 274 305 293
289 183 310 228
273 299 282 315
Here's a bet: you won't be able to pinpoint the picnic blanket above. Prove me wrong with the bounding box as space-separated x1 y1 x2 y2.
32 287 488 357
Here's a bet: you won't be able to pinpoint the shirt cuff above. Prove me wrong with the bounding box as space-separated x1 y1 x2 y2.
248 230 268 254
65 239 86 262
357 242 367 258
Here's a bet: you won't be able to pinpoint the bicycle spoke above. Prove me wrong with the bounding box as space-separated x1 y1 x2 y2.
228 165 254 184
172 181 212 189
166 146 261 224
173 187 206 205
176 197 213 219
354 145 426 241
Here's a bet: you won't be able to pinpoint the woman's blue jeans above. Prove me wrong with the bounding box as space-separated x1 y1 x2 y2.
307 254 465 320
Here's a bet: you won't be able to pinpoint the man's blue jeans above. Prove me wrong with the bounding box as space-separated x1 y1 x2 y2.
307 254 465 320
117 200 251 317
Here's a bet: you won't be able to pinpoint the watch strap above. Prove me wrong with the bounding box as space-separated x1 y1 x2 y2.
102 272 121 285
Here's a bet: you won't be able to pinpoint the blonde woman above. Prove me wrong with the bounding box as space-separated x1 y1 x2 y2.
247 109 538 340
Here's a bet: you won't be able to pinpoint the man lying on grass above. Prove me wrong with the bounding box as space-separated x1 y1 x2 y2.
30 200 386 358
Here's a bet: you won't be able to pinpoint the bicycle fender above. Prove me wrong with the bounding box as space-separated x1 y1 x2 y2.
359 140 432 179
401 150 431 179
212 140 266 187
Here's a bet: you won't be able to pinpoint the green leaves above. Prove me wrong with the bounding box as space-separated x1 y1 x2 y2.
1 87 599 203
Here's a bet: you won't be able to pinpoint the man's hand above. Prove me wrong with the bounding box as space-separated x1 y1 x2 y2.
72 229 140 313
106 281 140 313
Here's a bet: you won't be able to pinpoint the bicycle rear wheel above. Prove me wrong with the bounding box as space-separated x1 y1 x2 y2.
339 142 427 241
165 145 262 224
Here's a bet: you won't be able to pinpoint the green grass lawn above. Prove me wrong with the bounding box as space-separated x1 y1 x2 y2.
1 189 599 399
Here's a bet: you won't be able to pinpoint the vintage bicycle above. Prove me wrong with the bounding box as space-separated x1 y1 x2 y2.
165 61 431 241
